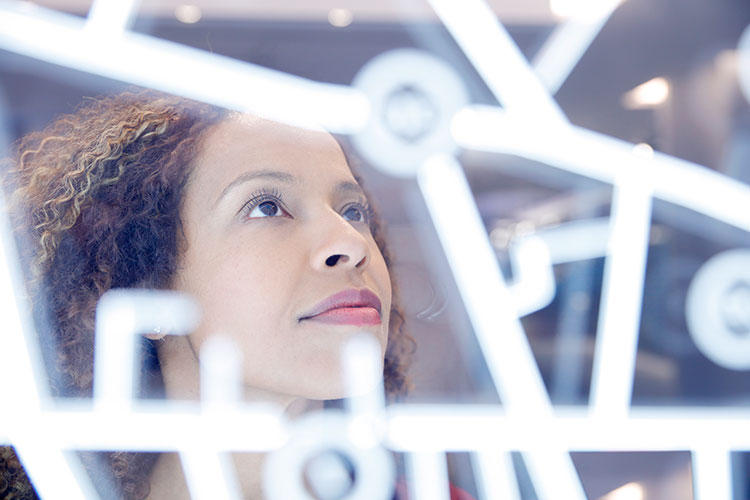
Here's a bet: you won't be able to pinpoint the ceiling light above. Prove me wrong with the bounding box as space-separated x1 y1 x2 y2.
622 77 670 109
328 8 353 28
175 4 201 24
599 482 645 500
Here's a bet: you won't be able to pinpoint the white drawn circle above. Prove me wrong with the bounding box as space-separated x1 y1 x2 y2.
685 249 750 370
738 23 750 106
352 49 470 177
263 411 395 500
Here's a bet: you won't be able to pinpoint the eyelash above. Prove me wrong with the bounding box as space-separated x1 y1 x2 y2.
238 187 288 219
238 188 374 226
342 198 375 226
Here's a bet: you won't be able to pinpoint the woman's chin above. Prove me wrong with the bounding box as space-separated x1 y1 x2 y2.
298 374 384 402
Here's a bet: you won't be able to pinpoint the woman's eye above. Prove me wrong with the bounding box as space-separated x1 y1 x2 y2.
246 199 288 219
342 203 372 224
342 206 363 222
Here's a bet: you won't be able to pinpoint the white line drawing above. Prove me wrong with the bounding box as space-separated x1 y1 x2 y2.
0 0 747 498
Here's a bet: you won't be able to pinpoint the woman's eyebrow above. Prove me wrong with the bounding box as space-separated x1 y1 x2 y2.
214 170 296 207
335 181 365 197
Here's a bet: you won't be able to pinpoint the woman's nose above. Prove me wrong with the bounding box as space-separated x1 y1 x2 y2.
311 212 371 272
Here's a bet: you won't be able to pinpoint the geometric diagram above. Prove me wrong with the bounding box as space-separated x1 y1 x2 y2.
1 0 750 499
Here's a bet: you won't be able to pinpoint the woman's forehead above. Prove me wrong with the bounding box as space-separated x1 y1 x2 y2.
198 114 343 166
218 112 336 148
187 113 357 204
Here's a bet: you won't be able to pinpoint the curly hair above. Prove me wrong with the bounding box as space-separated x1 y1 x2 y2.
1 90 413 499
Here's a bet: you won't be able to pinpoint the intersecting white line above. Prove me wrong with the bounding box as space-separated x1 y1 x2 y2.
9 404 750 452
533 1 622 94
417 155 552 416
181 450 242 500
535 218 611 264
0 187 95 498
407 451 450 500
471 450 521 500
85 0 140 34
452 105 750 231
386 405 750 451
2 2 749 499
0 403 288 451
692 448 732 500
427 0 568 124
0 1 369 133
508 219 612 317
94 290 200 413
200 336 243 410
0 208 45 411
508 235 556 316
590 172 653 417
417 154 586 500
10 442 94 500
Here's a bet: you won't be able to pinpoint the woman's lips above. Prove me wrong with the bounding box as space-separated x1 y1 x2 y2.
306 306 381 326
301 288 382 326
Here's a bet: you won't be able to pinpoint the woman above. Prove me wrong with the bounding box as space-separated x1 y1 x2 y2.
0 89 412 499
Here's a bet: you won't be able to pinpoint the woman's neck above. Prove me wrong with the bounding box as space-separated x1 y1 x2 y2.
149 335 323 499
147 451 266 500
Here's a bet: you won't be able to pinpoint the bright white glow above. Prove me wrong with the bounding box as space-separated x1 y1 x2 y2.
343 334 386 448
685 250 750 370
633 142 654 158
452 105 750 231
200 335 242 410
1 1 749 498
550 0 624 21
472 450 521 500
386 405 750 451
524 452 588 500
2 403 288 451
0 203 47 410
263 411 395 500
86 0 140 33
328 7 353 27
417 155 551 413
590 172 653 417
693 448 732 500
417 155 587 500
306 451 354 499
428 0 568 123
599 482 644 500
508 235 557 316
93 299 135 412
622 77 670 109
0 191 98 499
407 452 450 500
343 333 386 402
535 1 620 93
352 48 469 177
181 451 242 500
0 3 370 133
10 444 96 500
9 404 750 452
174 4 202 24
536 218 611 263
94 289 200 412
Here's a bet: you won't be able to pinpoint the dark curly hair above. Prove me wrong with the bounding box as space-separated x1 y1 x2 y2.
1 90 412 499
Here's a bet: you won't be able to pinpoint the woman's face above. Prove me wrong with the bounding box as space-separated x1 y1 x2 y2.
172 115 392 401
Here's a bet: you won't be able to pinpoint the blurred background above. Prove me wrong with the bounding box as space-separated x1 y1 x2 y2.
1 0 749 498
